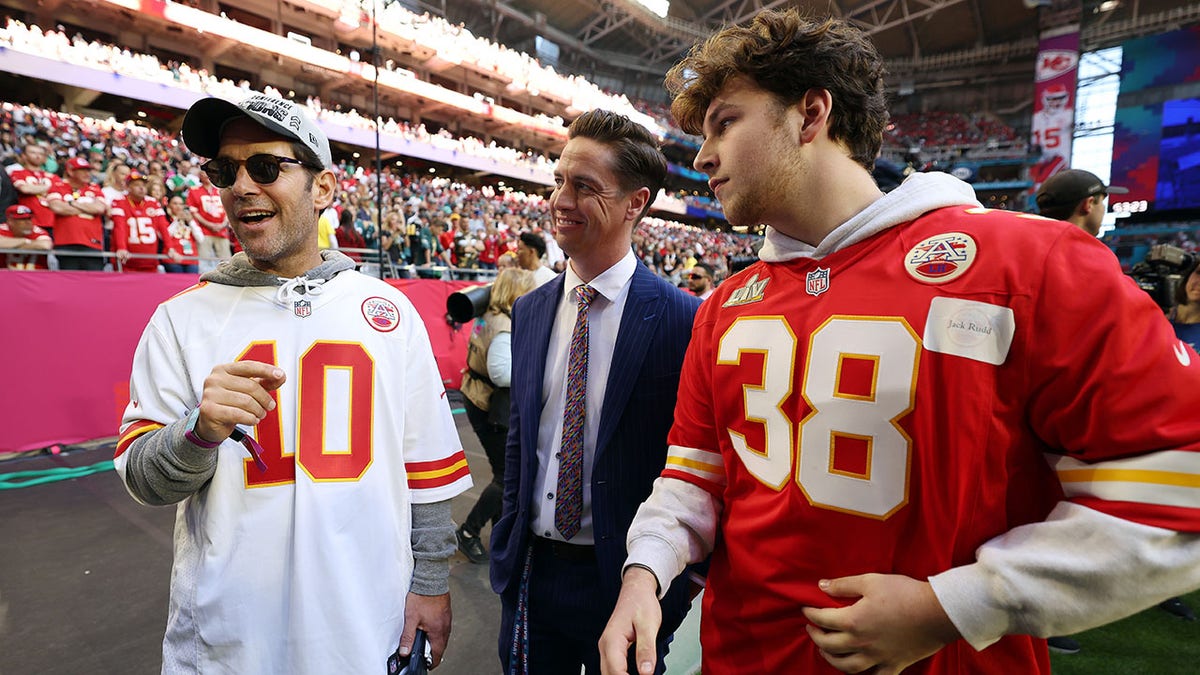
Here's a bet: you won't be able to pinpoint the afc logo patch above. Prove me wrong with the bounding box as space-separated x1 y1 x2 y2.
362 296 400 332
806 267 830 297
904 232 977 284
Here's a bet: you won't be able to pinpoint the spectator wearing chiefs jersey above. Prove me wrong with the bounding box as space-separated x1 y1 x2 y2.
477 220 503 270
6 142 56 234
335 208 366 261
161 194 203 273
111 171 170 272
0 204 52 269
48 156 108 271
601 10 1200 675
116 92 470 673
187 167 232 272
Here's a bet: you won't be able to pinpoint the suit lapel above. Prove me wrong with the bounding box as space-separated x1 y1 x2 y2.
517 278 563 486
595 265 663 458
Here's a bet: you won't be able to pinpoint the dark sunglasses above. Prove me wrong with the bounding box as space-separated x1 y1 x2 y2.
688 272 708 279
201 154 314 188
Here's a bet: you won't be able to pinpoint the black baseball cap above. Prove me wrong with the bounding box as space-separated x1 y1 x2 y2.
1036 169 1128 212
181 93 332 169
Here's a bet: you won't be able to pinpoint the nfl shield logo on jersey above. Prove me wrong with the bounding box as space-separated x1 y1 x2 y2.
806 267 830 297
293 300 312 318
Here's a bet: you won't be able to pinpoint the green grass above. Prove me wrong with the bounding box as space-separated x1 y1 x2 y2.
1050 590 1200 674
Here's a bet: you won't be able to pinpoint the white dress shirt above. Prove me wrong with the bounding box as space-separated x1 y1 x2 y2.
530 249 638 544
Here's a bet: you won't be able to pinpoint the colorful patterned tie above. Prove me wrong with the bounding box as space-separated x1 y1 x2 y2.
555 284 597 540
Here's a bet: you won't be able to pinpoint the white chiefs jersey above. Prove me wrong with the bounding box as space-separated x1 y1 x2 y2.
115 270 470 674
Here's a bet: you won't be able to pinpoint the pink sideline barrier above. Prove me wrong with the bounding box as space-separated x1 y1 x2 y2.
0 271 476 454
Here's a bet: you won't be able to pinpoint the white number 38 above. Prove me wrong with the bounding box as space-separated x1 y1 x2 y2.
718 316 920 518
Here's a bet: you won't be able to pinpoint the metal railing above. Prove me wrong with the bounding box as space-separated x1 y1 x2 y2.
0 246 504 282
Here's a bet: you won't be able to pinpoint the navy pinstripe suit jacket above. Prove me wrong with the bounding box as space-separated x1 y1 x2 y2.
490 260 701 633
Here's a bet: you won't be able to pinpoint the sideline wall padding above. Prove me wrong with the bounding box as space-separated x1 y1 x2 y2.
0 271 475 453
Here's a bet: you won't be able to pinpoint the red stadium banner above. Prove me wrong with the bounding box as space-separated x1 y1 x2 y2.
1030 25 1081 189
0 271 475 454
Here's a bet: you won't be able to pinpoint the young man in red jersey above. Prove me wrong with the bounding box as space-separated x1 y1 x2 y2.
111 171 170 272
600 9 1200 675
47 156 108 270
8 143 57 235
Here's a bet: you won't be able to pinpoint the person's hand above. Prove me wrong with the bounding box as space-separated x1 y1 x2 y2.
802 574 961 674
115 249 130 264
167 249 182 262
599 566 661 675
401 592 451 668
194 361 286 444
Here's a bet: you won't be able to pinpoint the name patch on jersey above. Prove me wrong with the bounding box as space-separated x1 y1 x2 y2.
923 297 1014 365
723 273 768 307
362 297 400 332
904 232 977 284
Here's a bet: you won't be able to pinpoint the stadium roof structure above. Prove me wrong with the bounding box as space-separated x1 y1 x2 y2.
431 0 1200 97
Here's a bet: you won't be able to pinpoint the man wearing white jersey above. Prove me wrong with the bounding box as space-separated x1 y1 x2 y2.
115 93 471 673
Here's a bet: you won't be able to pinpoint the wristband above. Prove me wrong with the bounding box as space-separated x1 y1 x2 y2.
183 407 221 449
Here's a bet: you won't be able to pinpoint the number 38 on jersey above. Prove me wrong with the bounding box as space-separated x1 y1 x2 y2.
719 315 920 519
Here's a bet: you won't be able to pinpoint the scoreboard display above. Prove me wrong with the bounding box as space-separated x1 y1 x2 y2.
1109 24 1200 214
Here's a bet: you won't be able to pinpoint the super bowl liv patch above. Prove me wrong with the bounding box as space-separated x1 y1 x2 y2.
723 273 769 307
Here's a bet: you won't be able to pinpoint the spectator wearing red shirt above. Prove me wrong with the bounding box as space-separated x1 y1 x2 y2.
161 194 202 274
6 143 57 234
186 168 231 271
440 216 461 265
335 209 367 261
0 204 52 269
111 171 170 272
48 157 108 271
477 221 502 269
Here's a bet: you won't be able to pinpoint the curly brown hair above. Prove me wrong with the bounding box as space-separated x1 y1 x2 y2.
665 9 888 171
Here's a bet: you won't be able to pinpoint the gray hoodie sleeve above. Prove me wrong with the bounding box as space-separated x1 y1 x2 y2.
121 418 218 506
410 499 456 595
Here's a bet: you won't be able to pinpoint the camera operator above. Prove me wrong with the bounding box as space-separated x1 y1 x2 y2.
1035 169 1127 236
1169 259 1200 350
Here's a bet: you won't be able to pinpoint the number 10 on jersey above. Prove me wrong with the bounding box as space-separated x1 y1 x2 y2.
718 316 920 519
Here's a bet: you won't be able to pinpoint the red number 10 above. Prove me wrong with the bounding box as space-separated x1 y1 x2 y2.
239 341 375 487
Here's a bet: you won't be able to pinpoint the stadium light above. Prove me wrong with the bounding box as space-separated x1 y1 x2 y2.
632 0 670 18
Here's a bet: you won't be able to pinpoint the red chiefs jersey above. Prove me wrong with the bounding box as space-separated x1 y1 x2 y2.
0 222 52 269
665 206 1200 673
8 167 57 232
46 181 105 249
479 234 501 264
162 220 200 261
186 185 228 237
111 196 169 272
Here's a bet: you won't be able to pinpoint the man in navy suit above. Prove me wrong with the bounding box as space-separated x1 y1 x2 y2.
490 109 701 674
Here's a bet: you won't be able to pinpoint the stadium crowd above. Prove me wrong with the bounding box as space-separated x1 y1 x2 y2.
0 18 742 216
0 100 758 286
